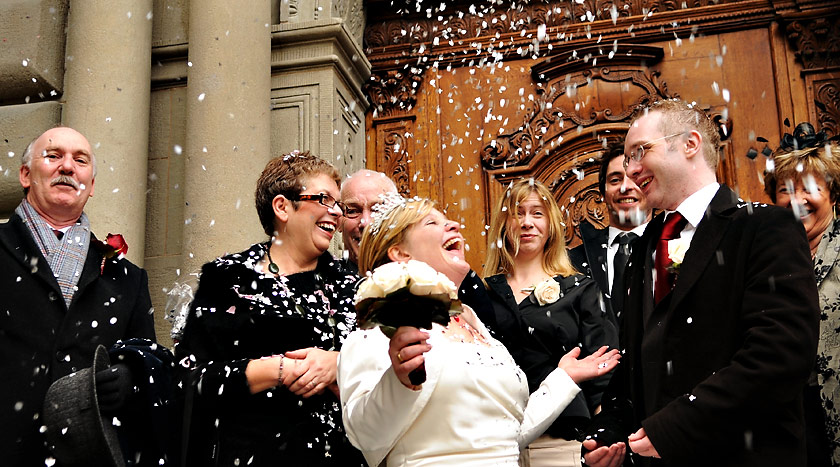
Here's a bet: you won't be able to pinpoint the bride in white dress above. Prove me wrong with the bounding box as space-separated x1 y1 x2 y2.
338 197 620 466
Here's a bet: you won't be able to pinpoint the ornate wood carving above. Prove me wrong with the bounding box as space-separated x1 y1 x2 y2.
814 79 839 138
365 0 749 49
375 119 415 196
365 69 425 118
785 15 840 70
783 11 839 139
482 45 673 172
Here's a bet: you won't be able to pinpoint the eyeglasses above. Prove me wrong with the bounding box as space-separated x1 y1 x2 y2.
623 132 685 168
290 193 345 214
342 205 363 219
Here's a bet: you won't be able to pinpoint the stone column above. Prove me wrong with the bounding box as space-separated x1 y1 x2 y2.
62 0 153 265
181 1 272 275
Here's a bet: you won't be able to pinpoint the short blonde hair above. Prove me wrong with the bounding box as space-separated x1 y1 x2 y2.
631 99 721 169
357 198 437 274
483 179 577 277
764 142 840 204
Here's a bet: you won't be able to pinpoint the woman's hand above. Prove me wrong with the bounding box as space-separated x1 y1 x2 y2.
582 439 626 467
389 326 431 390
245 355 287 394
558 346 620 384
284 348 339 398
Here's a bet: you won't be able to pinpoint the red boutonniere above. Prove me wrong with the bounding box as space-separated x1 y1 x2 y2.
95 233 128 274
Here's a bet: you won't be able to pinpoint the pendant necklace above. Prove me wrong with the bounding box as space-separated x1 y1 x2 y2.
265 242 339 348
266 244 280 274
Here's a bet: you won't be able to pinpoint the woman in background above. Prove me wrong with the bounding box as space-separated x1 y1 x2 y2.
765 123 840 467
338 195 620 466
484 179 618 467
175 152 364 466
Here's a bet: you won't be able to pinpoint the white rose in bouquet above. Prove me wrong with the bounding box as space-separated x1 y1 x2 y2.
355 278 384 303
405 260 458 298
371 261 410 295
533 278 561 306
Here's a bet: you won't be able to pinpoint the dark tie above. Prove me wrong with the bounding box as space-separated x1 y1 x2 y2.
654 212 688 304
611 232 638 320
53 229 64 240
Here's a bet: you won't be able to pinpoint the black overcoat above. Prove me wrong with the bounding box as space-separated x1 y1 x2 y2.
0 213 155 466
589 186 820 466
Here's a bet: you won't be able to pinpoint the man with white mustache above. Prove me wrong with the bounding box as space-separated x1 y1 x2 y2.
569 141 652 326
0 127 155 465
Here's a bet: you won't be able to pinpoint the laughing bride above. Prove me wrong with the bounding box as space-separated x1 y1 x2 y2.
337 195 620 466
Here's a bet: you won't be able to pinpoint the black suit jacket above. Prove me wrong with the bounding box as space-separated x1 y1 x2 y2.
0 213 155 466
569 221 610 296
589 186 819 467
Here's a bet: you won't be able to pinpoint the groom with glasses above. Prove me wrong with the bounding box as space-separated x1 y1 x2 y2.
582 99 819 467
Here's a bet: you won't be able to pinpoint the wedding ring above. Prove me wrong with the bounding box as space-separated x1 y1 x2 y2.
309 381 316 388
397 351 404 363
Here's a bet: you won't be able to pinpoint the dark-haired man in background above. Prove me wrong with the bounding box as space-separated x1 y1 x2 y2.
569 140 651 326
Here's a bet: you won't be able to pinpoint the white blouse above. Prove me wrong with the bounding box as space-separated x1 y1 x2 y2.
338 308 580 466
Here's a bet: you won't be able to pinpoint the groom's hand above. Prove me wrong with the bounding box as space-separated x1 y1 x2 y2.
628 428 660 458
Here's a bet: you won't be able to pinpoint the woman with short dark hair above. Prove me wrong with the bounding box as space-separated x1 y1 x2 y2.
175 151 364 466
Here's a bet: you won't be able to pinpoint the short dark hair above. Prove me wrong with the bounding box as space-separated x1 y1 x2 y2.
598 140 625 197
254 151 341 236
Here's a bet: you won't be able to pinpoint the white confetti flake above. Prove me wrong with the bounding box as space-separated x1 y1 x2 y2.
198 93 206 102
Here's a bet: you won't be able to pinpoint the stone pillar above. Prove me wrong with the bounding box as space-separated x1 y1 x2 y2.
181 1 271 275
62 0 153 265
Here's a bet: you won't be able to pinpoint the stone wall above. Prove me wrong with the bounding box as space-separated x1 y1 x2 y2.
0 0 370 345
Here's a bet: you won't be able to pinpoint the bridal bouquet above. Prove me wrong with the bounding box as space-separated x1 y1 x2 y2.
355 260 463 337
355 260 463 385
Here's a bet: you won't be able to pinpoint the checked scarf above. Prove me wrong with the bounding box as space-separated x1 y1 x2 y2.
16 199 91 308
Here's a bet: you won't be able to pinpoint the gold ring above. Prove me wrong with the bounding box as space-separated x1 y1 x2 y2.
397 351 404 363
309 381 316 388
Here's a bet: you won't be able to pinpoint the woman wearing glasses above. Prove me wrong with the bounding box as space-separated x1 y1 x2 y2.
175 151 365 466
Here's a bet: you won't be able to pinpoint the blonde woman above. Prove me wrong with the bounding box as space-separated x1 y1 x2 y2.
338 195 620 466
484 179 618 467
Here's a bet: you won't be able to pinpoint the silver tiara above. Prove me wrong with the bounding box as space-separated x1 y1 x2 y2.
369 191 407 235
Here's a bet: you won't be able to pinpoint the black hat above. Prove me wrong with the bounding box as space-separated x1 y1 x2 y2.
43 345 125 467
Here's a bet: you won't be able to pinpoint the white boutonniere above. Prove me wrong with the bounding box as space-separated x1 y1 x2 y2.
533 278 561 306
667 238 691 272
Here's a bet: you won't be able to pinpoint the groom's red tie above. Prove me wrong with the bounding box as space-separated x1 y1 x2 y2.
654 212 688 304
